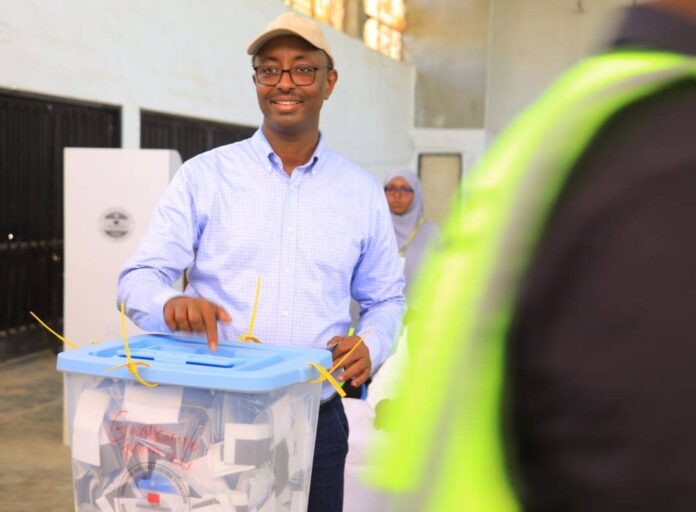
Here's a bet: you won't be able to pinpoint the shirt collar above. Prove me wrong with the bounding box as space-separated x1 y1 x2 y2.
250 128 326 175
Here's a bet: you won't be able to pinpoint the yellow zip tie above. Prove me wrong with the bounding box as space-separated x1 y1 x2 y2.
238 275 262 344
29 311 78 349
307 362 347 398
107 303 157 387
308 329 373 397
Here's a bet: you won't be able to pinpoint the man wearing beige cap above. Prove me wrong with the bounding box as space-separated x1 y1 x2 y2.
118 11 406 512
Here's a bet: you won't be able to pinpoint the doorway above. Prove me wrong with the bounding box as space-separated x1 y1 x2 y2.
418 153 463 226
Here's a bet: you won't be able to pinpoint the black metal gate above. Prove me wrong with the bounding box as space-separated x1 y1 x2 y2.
0 90 120 361
141 110 256 163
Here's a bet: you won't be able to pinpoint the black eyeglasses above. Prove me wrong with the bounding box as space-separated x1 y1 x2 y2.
253 65 331 86
384 186 415 195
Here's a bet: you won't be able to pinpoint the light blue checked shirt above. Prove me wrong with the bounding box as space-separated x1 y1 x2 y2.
118 129 406 397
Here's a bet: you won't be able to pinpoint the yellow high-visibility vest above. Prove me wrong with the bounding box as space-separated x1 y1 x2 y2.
369 50 696 512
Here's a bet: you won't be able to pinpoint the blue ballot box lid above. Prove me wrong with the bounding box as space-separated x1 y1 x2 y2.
57 334 333 392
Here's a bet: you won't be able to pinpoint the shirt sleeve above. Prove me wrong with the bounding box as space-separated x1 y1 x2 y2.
351 185 407 370
116 164 199 332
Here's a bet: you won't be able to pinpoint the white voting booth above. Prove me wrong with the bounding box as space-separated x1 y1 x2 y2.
63 148 182 442
64 148 181 344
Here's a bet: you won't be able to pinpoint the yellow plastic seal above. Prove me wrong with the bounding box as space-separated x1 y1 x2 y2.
29 311 78 349
238 276 263 344
308 332 368 398
107 303 157 387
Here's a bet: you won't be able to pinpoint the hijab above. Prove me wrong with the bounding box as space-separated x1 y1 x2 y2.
385 170 424 249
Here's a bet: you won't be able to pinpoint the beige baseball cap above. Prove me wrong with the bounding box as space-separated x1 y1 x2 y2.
247 11 335 68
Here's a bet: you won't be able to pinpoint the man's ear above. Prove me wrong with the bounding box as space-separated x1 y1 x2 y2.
324 69 338 100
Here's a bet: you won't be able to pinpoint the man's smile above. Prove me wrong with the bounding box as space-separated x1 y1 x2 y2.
269 97 303 114
271 97 303 105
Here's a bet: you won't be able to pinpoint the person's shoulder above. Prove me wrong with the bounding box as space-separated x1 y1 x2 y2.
321 146 381 190
186 137 255 168
422 219 439 232
420 219 441 241
175 137 258 180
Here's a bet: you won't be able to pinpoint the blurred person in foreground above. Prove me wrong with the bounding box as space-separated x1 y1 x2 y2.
369 1 696 511
118 12 405 512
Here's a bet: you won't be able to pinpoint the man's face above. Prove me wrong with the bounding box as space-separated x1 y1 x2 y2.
253 35 338 137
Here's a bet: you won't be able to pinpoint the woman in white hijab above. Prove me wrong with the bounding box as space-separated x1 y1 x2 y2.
384 170 440 295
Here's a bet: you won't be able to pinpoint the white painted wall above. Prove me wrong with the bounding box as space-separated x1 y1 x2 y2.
0 0 414 178
485 0 637 139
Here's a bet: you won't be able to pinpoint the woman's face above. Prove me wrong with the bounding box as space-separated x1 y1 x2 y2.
385 176 415 215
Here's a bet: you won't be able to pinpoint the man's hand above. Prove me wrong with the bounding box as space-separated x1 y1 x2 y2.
164 297 231 351
327 335 371 387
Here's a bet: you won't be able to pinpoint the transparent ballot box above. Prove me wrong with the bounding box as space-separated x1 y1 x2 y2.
57 334 331 512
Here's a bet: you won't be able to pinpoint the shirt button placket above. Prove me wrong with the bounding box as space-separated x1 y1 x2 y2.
279 178 299 339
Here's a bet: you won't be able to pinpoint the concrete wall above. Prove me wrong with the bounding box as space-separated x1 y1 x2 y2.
0 0 415 178
485 0 638 139
405 0 490 129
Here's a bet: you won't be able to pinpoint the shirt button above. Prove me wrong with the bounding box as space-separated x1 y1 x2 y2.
282 310 290 317
287 226 294 233
284 267 291 274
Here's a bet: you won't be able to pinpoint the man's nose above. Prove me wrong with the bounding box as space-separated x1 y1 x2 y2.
277 69 295 89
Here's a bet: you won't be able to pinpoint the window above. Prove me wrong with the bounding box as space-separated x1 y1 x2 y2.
284 0 406 61
363 0 406 60
140 110 256 163
284 0 346 32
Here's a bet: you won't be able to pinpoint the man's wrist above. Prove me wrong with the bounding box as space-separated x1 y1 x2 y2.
152 289 186 333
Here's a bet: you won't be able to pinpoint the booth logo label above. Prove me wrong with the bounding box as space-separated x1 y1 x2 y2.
100 208 133 239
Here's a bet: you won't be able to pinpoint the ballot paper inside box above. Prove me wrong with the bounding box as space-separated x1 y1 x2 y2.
57 334 332 512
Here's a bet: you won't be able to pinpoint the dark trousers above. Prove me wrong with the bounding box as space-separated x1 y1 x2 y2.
307 395 349 512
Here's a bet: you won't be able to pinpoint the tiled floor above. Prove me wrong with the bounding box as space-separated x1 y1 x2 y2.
0 351 74 511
